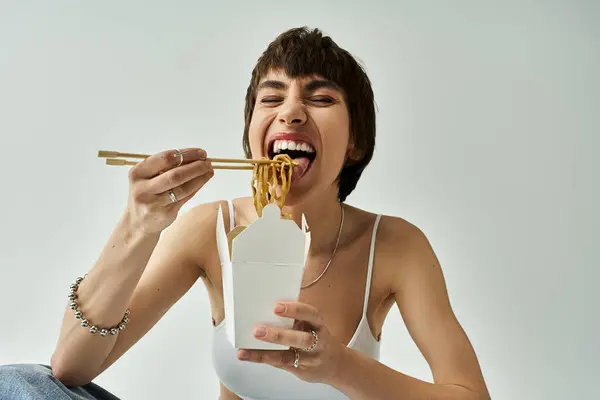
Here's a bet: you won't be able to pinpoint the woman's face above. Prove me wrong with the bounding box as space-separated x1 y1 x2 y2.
248 69 352 205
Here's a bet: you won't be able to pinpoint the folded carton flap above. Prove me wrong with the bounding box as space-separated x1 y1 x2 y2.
302 214 309 233
216 204 231 264
231 203 306 265
302 214 311 264
227 226 247 259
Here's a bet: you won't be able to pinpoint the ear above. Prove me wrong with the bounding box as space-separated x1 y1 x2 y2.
346 141 362 163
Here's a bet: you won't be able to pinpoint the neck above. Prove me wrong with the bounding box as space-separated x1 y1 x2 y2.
283 188 344 255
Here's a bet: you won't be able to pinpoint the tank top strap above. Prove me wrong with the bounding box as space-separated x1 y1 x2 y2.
227 199 235 232
363 214 382 315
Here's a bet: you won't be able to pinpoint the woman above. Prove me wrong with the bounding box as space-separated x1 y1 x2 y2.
0 27 490 400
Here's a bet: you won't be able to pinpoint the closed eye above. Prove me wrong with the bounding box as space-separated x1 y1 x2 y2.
259 96 337 106
260 96 283 104
310 96 336 104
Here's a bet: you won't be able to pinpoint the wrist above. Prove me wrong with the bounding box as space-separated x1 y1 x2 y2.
327 342 354 388
120 210 162 241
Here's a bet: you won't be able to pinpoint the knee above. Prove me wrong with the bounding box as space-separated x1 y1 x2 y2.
0 364 55 391
0 363 52 379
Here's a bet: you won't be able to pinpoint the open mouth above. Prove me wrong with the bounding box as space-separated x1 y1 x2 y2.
267 139 317 181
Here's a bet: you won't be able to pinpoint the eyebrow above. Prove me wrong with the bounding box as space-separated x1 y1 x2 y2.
258 80 287 90
257 79 342 93
304 79 342 93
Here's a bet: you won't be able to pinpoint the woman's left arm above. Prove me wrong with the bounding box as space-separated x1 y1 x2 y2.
329 221 490 400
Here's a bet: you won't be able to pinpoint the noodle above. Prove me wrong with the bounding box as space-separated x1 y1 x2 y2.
226 155 296 252
251 154 297 218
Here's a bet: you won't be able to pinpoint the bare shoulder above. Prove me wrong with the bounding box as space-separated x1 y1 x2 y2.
353 208 435 273
377 213 424 242
161 199 234 271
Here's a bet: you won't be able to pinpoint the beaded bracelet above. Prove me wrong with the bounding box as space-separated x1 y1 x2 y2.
68 274 130 337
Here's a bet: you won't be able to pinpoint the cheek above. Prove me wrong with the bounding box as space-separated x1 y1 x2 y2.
248 110 276 157
325 135 350 169
320 114 351 163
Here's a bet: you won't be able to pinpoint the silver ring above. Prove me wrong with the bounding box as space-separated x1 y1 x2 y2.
302 330 318 352
293 349 300 368
168 190 178 203
174 148 184 167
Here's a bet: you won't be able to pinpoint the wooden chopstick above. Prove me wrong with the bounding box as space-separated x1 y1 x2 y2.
105 158 253 170
99 150 272 171
98 150 277 165
98 150 149 159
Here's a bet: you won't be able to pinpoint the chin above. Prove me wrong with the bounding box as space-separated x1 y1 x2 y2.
280 186 310 208
282 179 337 210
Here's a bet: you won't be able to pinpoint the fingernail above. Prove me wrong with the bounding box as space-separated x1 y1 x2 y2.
197 149 207 160
274 303 286 314
254 326 266 337
239 350 250 360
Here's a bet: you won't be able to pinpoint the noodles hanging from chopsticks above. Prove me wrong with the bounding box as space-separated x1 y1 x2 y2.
251 154 296 218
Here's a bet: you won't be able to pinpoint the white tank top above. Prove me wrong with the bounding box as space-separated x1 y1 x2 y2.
212 200 382 399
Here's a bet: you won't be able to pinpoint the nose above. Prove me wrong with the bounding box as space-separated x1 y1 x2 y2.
278 98 307 126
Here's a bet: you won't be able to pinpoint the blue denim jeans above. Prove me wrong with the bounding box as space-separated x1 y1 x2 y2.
0 364 120 400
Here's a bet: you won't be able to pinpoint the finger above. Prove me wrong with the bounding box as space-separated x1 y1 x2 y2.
161 185 199 208
147 159 213 195
237 349 297 368
274 302 324 329
253 325 315 350
129 148 207 180
158 169 215 205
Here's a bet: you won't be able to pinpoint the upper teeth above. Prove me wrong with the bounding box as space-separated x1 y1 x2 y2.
273 140 315 154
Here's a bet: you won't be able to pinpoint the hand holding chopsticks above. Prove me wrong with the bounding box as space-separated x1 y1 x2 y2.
104 147 223 234
98 150 280 170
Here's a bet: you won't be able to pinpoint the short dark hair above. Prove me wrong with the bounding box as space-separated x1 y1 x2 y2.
242 27 376 202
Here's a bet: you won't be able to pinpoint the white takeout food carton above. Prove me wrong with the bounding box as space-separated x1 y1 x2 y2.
216 202 311 350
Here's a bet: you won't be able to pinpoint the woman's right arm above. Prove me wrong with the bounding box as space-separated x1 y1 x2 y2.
50 148 215 387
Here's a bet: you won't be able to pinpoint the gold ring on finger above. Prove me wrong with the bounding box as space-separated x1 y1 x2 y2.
293 348 300 368
302 330 318 352
174 148 184 167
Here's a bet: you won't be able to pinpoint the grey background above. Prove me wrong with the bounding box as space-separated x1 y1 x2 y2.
0 1 597 399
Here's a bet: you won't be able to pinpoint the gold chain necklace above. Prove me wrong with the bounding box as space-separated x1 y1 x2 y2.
301 203 345 289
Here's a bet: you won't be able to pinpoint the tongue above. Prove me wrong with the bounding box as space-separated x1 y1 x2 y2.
292 157 310 182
